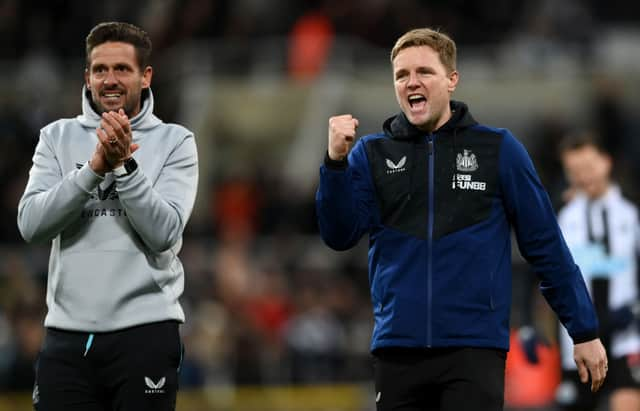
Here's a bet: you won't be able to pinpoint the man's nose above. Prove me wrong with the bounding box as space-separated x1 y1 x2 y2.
407 72 419 88
103 70 118 85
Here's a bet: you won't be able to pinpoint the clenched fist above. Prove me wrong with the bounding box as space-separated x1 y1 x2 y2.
328 115 359 161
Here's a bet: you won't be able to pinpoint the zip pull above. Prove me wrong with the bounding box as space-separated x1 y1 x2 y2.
426 133 435 154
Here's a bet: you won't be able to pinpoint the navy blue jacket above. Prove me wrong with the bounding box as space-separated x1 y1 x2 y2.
316 101 598 351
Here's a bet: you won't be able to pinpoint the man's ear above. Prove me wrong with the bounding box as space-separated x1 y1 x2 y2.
141 66 153 89
84 68 90 89
448 70 459 93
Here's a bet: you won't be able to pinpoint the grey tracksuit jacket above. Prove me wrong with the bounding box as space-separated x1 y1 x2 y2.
17 87 198 332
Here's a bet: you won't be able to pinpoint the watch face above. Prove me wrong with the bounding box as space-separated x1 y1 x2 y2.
124 158 138 174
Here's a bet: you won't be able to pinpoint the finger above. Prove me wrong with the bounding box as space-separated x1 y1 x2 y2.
96 128 119 155
329 115 354 128
349 124 358 137
591 372 604 392
108 111 130 135
577 361 589 384
96 127 110 145
592 380 603 392
131 143 140 153
102 112 126 137
100 118 116 139
590 362 607 392
109 110 131 134
590 369 598 392
592 361 608 392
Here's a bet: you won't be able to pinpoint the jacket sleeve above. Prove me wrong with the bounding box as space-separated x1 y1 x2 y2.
315 139 376 251
499 131 598 344
115 133 198 253
17 130 103 243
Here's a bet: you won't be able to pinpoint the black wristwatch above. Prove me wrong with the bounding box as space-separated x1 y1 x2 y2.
113 157 138 177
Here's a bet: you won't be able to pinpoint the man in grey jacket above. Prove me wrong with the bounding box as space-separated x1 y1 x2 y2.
17 21 198 411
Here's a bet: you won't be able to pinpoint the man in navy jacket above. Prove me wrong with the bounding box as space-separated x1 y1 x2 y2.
316 27 607 411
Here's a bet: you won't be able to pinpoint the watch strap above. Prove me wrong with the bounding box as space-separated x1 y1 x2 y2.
113 157 137 177
113 164 127 177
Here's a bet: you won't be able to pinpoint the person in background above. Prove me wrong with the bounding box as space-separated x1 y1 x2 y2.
315 27 607 411
17 21 198 411
556 131 640 411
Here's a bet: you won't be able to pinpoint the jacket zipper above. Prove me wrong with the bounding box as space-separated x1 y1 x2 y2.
427 133 435 347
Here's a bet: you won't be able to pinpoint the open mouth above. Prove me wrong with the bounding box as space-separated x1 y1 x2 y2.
101 90 124 101
408 94 426 110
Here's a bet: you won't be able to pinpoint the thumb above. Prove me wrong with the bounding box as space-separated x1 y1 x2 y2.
131 143 140 153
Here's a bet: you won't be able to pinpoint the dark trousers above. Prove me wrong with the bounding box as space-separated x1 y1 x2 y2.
373 347 506 411
34 321 182 411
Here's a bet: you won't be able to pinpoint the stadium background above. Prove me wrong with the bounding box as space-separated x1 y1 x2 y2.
1 1 640 410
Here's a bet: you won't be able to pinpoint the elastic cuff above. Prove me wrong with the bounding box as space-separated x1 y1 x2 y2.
571 330 599 344
75 161 104 193
324 151 348 170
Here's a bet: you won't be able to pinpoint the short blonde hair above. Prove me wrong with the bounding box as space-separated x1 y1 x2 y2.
390 28 457 73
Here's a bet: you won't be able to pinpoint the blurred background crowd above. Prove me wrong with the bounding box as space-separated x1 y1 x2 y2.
1 0 640 409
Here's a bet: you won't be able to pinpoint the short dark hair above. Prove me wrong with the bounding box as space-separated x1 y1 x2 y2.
85 22 152 69
558 130 608 158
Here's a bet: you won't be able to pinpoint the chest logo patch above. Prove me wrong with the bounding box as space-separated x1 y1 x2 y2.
386 156 407 174
456 149 478 172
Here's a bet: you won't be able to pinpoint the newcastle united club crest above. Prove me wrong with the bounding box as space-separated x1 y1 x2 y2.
456 149 478 172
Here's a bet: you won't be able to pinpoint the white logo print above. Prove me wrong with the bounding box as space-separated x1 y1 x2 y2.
145 376 166 394
456 149 478 172
452 173 487 191
453 150 486 191
386 156 407 174
376 392 382 403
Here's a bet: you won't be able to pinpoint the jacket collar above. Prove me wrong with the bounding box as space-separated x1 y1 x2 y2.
76 86 161 131
383 100 477 140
